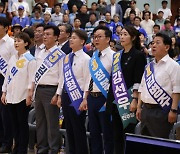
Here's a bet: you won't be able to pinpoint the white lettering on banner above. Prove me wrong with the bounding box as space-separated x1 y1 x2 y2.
44 59 53 68
113 71 122 84
149 82 170 107
100 78 109 91
70 89 82 101
146 75 155 88
122 112 135 121
64 70 73 81
35 64 48 82
157 93 170 107
94 69 105 81
0 59 7 70
66 79 77 91
8 67 18 83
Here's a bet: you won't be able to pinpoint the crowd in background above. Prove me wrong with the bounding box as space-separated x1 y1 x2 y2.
0 0 179 153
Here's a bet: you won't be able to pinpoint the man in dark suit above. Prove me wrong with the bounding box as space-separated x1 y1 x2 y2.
30 23 45 57
58 24 72 55
106 0 123 22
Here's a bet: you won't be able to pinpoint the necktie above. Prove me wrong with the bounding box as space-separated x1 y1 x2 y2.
70 52 75 66
88 51 102 91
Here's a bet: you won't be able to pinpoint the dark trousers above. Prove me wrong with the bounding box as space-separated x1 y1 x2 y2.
111 104 137 154
0 74 13 148
35 86 60 154
61 92 88 154
141 105 173 139
8 100 30 153
87 94 113 154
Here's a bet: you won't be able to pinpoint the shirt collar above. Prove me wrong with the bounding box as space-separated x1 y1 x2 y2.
2 34 9 42
100 46 111 57
36 43 45 49
153 54 169 64
45 45 58 53
72 49 83 57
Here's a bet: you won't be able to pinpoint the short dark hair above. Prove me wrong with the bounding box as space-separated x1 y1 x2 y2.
14 32 31 50
122 25 141 50
129 10 136 15
0 17 10 28
131 0 136 4
153 24 160 29
72 29 88 45
155 33 172 49
89 12 97 18
91 2 97 6
134 16 141 21
54 3 61 8
35 23 45 29
59 23 72 36
105 12 111 15
144 3 150 7
144 11 151 16
164 20 171 25
23 27 34 39
44 25 60 37
93 25 112 39
74 17 81 22
162 0 168 4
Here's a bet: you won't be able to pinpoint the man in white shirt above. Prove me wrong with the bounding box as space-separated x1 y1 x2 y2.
87 25 114 154
51 3 63 26
0 17 16 153
58 23 72 55
30 25 64 153
124 0 141 19
140 11 155 44
157 0 172 20
12 0 30 16
30 23 45 57
137 33 180 139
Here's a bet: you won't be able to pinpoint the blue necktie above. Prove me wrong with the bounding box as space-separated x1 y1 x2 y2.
70 52 75 66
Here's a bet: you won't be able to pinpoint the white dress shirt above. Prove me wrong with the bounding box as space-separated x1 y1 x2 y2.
138 55 180 104
140 19 155 35
2 51 36 104
157 8 172 19
51 12 63 26
91 46 115 92
111 4 116 19
35 45 64 86
35 43 45 58
58 49 91 95
58 40 68 49
0 34 17 63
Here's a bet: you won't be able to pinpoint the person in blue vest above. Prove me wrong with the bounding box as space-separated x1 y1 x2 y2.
136 33 180 139
105 12 116 34
86 25 114 154
106 25 147 154
57 29 90 154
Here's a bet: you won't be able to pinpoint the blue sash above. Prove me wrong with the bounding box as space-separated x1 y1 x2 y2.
89 50 110 98
8 52 35 84
112 51 136 129
144 62 172 113
63 53 83 115
0 55 8 77
35 48 65 84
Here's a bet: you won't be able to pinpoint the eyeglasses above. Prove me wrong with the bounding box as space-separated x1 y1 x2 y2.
92 35 106 40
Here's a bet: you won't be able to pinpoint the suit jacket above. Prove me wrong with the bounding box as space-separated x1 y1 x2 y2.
29 46 36 56
61 41 72 55
106 4 123 22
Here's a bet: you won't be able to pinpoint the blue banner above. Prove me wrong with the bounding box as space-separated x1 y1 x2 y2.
112 51 136 129
144 62 172 113
63 53 83 115
89 50 110 98
8 52 35 84
0 55 8 77
35 48 65 84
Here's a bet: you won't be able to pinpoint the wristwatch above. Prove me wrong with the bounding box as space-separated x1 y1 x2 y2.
170 108 178 113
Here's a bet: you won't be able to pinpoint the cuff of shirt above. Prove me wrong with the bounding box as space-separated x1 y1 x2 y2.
133 83 140 91
173 86 180 93
2 86 7 93
56 88 62 96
